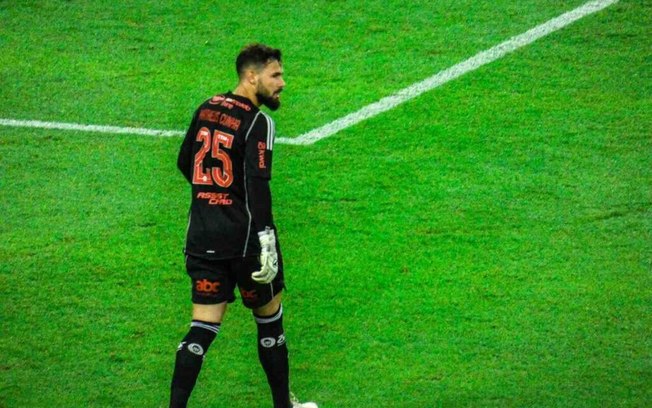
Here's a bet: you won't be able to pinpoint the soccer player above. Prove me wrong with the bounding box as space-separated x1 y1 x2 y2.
170 44 317 408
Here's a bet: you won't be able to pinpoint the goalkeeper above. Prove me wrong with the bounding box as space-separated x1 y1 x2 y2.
170 43 317 408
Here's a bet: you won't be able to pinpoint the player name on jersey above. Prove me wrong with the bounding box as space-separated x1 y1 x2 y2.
198 109 242 131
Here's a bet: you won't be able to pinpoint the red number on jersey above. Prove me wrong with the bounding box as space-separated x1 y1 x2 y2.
192 128 212 185
192 127 235 187
211 131 234 187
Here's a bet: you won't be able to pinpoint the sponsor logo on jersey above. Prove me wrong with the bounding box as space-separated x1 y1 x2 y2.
208 95 225 105
195 279 220 295
207 95 251 112
196 192 233 206
224 97 251 111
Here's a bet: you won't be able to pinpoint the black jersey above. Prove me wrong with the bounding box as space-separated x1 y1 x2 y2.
177 92 276 260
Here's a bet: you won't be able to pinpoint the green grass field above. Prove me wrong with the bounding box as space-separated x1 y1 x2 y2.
1 1 650 407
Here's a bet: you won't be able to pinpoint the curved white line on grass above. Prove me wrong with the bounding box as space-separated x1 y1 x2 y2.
293 0 620 145
0 0 618 145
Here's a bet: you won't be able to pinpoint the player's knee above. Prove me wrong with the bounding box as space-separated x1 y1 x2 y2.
253 292 282 317
176 320 221 365
192 302 227 323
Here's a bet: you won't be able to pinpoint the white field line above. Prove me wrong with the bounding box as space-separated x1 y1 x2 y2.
0 0 618 146
0 118 298 144
291 0 619 145
0 118 185 137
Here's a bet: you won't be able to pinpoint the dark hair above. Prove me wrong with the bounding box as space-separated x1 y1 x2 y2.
236 43 282 77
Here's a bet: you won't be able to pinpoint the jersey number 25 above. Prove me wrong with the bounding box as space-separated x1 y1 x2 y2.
193 127 234 187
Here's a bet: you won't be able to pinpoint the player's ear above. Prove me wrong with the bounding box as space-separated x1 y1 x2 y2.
246 69 257 86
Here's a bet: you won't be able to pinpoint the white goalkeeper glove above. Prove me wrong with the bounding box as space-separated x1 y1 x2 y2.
251 228 278 284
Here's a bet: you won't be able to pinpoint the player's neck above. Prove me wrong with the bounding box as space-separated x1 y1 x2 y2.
233 85 259 107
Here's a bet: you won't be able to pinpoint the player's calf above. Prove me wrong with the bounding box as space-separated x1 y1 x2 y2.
255 305 291 408
170 320 221 408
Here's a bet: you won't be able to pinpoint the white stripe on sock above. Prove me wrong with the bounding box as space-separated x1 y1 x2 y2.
254 305 283 324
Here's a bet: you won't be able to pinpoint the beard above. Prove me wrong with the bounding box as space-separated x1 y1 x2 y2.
256 86 281 111
256 92 281 111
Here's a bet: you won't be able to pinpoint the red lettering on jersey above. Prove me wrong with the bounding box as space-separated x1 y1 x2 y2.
196 192 233 206
208 95 250 111
219 113 241 131
199 109 220 123
225 98 251 111
258 142 267 169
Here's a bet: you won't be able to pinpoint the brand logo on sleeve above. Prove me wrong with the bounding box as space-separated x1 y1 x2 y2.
258 142 267 169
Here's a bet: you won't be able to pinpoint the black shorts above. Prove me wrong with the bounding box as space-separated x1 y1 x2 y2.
185 253 285 309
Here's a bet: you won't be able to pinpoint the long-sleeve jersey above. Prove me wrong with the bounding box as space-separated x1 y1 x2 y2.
177 92 276 260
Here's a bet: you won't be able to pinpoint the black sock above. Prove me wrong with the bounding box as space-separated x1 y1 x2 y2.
255 305 291 408
170 320 220 408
